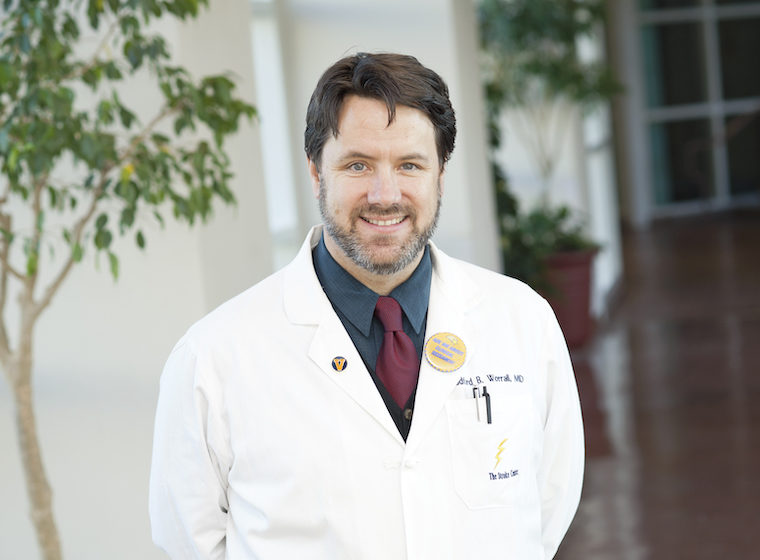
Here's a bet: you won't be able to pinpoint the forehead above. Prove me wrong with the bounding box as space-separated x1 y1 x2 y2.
327 95 436 155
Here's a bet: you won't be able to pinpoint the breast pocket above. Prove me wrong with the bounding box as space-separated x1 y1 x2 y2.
446 391 534 509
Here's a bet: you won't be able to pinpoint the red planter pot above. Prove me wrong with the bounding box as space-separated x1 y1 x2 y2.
542 249 597 349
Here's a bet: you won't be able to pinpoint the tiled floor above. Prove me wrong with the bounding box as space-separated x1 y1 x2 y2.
556 209 760 559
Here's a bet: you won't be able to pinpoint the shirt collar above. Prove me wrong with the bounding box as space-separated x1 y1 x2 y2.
313 234 431 336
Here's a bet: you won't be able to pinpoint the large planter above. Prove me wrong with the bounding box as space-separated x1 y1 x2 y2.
542 249 597 349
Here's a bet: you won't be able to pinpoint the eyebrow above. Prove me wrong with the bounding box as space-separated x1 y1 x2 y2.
338 151 375 162
400 152 431 162
337 151 432 162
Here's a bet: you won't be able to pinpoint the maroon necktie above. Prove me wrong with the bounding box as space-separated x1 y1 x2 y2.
374 296 419 408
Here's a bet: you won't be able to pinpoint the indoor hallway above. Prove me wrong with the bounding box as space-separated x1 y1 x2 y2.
556 209 760 559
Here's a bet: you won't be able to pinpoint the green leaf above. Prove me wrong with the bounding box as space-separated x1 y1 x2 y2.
94 229 112 249
104 61 123 80
8 147 19 172
108 252 119 279
119 15 139 35
123 40 143 69
82 67 103 89
153 211 165 228
87 0 105 29
19 33 31 54
80 134 97 162
0 228 14 244
118 107 135 128
0 60 14 88
136 230 146 249
97 100 114 124
26 252 38 276
151 132 170 145
72 243 84 262
120 164 135 184
95 213 108 230
62 14 80 40
173 116 191 135
120 207 135 230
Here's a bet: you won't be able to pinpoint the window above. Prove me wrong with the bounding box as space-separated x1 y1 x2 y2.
638 0 760 215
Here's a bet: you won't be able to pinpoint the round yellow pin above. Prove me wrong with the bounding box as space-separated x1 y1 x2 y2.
424 332 466 372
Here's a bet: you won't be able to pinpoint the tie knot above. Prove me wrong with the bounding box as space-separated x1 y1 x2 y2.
375 296 404 332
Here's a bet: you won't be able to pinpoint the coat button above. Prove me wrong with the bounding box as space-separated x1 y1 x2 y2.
403 408 413 420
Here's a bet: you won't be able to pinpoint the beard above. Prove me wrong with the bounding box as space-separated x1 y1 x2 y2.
318 178 441 276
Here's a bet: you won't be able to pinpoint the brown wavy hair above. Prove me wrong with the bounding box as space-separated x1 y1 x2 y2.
305 52 456 171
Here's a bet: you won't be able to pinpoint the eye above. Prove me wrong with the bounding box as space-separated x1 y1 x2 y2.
348 162 367 172
400 162 420 171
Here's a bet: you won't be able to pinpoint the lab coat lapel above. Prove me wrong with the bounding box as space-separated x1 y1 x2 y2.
284 227 404 445
406 244 481 453
307 315 403 443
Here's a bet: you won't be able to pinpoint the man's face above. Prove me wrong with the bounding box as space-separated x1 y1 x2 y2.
309 95 443 278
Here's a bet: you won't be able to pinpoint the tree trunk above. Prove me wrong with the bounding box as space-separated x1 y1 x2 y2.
11 352 63 560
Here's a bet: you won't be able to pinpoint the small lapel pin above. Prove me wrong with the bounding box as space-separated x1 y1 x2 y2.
332 356 348 372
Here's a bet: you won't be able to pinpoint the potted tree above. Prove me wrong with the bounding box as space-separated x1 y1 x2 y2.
494 166 599 346
0 1 255 558
479 0 619 347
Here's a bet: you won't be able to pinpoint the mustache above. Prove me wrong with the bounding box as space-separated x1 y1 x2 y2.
353 204 414 217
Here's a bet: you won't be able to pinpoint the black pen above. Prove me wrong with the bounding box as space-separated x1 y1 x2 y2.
483 386 492 424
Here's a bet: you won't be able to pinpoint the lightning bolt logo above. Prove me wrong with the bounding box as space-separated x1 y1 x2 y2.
494 438 508 470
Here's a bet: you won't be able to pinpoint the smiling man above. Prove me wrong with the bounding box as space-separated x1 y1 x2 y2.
150 53 584 560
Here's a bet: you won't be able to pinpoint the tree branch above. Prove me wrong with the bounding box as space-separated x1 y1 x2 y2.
60 15 122 83
0 178 10 206
32 102 177 319
0 198 28 281
0 250 26 283
120 104 177 162
0 212 12 364
32 181 105 320
22 171 51 294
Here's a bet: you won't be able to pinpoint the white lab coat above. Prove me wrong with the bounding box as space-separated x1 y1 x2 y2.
149 226 584 560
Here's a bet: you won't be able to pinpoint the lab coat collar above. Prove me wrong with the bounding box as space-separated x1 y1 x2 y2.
283 226 484 449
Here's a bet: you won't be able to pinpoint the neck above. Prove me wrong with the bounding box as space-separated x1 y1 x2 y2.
322 233 423 296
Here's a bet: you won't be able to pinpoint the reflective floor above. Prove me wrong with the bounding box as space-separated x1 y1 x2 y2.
556 209 760 559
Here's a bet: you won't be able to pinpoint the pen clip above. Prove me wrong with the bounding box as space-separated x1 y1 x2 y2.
482 385 492 424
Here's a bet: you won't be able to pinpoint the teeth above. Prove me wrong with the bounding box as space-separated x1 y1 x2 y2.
365 217 404 226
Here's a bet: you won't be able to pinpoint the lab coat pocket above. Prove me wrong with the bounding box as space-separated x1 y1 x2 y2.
446 395 531 509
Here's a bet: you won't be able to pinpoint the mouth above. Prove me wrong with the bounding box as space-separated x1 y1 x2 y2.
361 216 406 227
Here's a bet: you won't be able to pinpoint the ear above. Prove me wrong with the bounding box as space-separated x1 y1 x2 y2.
307 158 321 199
438 168 445 196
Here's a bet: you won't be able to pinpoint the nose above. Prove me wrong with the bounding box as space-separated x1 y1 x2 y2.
367 167 401 206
